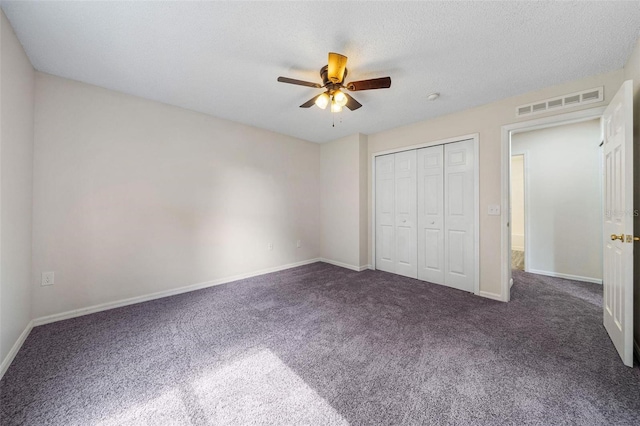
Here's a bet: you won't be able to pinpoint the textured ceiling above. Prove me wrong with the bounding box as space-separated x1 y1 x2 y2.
2 1 640 143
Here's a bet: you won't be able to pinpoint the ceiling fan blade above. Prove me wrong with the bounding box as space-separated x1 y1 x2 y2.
346 76 391 91
300 94 321 108
277 76 322 88
344 93 362 111
328 52 348 83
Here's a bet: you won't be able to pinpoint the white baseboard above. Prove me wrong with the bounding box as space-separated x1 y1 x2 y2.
527 269 602 285
33 258 321 327
477 290 506 302
0 320 34 380
319 258 369 272
511 245 524 251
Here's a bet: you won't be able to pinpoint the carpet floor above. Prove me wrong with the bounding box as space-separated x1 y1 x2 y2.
1 263 639 425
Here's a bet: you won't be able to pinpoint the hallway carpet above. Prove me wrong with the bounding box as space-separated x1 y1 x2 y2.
1 263 639 425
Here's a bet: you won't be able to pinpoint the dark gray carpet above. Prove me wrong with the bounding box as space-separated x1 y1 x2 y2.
1 263 639 425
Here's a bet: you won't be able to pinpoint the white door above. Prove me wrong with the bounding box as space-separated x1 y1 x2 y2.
444 140 475 291
394 150 418 278
602 79 634 367
375 154 395 273
417 145 445 284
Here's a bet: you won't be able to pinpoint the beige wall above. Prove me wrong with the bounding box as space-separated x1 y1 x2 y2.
624 37 640 353
368 69 624 298
358 133 369 267
512 119 602 282
320 133 368 269
0 11 34 366
31 73 320 318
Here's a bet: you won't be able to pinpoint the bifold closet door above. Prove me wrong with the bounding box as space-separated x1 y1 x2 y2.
394 150 418 278
375 151 417 278
443 139 475 292
375 154 395 273
417 145 445 285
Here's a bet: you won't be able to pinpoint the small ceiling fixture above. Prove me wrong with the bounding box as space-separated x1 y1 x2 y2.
277 52 392 113
427 92 440 101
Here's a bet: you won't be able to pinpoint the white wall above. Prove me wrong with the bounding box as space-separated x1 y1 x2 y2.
511 119 602 282
31 73 320 318
320 133 368 270
510 155 525 252
368 69 624 299
0 11 34 367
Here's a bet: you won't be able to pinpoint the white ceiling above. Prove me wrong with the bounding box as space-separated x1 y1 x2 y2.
2 1 640 143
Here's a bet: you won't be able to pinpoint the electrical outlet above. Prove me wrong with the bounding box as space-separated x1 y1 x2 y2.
41 271 54 286
296 240 301 248
488 205 501 216
267 242 273 251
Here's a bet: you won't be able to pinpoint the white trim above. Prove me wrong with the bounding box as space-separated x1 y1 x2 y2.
0 320 34 380
371 133 480 298
478 291 504 302
371 156 376 270
501 106 607 303
319 258 370 272
527 268 603 285
473 135 480 298
33 258 321 327
372 133 479 157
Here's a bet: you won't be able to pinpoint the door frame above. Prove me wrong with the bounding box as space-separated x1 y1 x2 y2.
371 133 480 296
500 106 607 302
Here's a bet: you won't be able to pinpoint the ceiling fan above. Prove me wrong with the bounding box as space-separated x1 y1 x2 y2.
277 52 391 112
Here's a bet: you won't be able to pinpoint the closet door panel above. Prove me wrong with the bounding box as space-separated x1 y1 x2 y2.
444 140 475 291
394 150 418 278
417 145 444 284
375 154 395 273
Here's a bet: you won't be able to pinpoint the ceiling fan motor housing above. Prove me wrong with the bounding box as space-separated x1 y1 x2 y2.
320 65 347 87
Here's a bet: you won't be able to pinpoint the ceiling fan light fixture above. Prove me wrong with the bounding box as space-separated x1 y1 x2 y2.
315 92 330 109
333 90 348 107
277 52 391 114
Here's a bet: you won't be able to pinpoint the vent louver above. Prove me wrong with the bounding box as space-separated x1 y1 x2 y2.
515 87 603 117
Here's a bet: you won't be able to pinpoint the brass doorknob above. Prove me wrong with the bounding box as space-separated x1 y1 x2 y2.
611 234 624 241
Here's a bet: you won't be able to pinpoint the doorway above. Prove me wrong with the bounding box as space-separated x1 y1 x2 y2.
509 119 603 283
501 106 606 301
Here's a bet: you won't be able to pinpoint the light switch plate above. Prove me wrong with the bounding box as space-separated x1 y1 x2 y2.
488 205 501 216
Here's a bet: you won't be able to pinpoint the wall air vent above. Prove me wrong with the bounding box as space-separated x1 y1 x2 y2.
518 106 532 115
515 86 603 117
